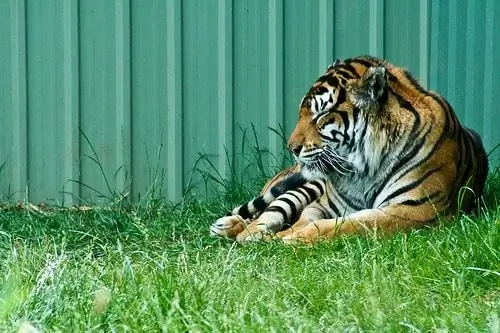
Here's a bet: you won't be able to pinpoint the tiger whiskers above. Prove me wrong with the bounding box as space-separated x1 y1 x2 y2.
320 146 355 175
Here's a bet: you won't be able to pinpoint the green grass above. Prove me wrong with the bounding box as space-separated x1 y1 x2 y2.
1 172 499 332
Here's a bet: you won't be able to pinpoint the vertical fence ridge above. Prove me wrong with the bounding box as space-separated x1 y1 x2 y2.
419 0 430 87
268 0 284 161
369 0 384 57
63 0 80 204
446 1 457 105
428 0 440 90
483 0 495 155
115 0 132 196
318 0 334 70
166 0 183 200
464 0 476 129
10 0 28 201
218 0 234 179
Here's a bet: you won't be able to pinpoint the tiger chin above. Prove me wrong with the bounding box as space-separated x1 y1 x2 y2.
210 55 489 244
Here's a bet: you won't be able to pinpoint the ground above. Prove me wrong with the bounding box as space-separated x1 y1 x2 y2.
0 170 499 332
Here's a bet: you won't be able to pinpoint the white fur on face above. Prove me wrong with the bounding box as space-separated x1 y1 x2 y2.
311 88 336 116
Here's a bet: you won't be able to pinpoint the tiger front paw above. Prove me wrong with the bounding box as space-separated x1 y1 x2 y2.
210 215 247 239
235 222 275 243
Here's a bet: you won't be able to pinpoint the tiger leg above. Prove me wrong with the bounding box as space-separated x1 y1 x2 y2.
210 166 303 238
275 202 330 239
282 203 441 244
236 180 326 242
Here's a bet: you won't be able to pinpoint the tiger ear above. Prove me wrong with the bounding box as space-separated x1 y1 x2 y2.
347 66 387 109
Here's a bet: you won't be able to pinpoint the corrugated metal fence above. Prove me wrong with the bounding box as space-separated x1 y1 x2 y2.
1 0 499 203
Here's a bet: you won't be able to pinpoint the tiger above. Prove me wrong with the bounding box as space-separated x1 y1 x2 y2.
210 55 489 243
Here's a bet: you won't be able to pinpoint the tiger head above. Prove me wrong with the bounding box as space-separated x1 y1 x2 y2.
288 57 391 180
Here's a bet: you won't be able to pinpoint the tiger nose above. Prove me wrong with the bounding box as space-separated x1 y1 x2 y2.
289 144 302 156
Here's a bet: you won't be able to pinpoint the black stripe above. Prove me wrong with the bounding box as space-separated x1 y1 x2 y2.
400 191 440 206
238 204 251 219
296 187 311 202
380 167 441 205
253 195 268 212
302 185 320 201
317 86 329 94
329 129 343 141
359 121 368 143
460 131 475 189
452 130 468 200
279 197 298 222
336 68 357 79
391 89 421 134
316 74 330 83
319 132 334 141
352 107 360 124
443 98 458 138
326 76 338 87
402 70 428 95
455 127 464 180
326 192 342 217
313 98 320 113
337 63 360 78
265 206 288 220
334 110 350 140
336 88 346 105
378 88 388 105
348 108 359 149
271 173 306 196
349 58 377 69
288 191 305 205
270 186 282 197
427 92 453 136
309 180 326 196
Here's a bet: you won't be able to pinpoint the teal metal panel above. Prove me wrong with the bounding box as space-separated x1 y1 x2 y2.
25 0 79 204
482 0 500 161
333 0 372 58
0 0 27 201
166 0 184 200
181 0 221 190
232 0 272 172
79 0 131 202
0 0 499 203
384 0 424 76
130 0 169 199
216 0 234 182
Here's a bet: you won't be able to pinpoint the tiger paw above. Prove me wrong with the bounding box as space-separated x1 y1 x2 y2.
281 232 315 244
281 222 329 244
210 215 247 239
235 222 275 243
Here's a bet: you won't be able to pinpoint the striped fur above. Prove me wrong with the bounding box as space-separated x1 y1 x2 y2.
210 56 489 243
210 166 326 239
